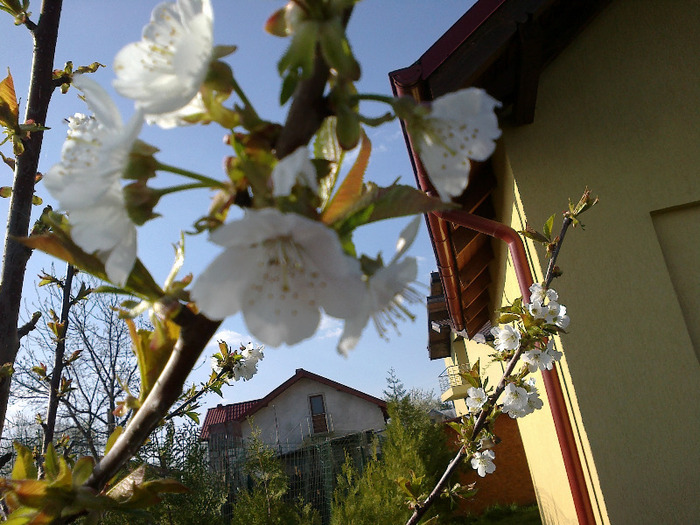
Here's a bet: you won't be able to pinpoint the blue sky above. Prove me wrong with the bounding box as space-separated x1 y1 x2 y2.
0 1 475 411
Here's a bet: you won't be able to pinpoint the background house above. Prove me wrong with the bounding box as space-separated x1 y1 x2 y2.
390 0 700 523
200 369 388 523
200 368 387 467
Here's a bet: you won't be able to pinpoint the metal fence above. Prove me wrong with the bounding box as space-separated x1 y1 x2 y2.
210 430 380 524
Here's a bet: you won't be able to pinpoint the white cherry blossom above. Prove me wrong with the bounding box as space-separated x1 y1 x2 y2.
414 88 501 201
271 147 318 197
337 217 421 355
555 305 570 329
545 340 563 362
145 92 207 129
472 332 486 344
113 0 214 126
191 208 364 347
522 348 555 372
525 389 544 413
529 283 558 304
471 450 496 477
44 75 143 286
490 324 521 352
501 383 529 418
466 387 488 413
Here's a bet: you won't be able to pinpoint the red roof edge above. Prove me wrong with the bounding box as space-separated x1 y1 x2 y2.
389 0 507 88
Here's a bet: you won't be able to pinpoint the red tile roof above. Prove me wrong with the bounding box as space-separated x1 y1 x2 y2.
199 399 260 440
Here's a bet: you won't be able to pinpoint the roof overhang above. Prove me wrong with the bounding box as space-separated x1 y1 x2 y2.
389 0 610 346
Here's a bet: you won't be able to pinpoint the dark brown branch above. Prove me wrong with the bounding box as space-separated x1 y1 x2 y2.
17 311 42 340
0 0 64 441
544 216 573 288
406 344 526 525
165 369 226 421
41 263 75 460
274 52 332 159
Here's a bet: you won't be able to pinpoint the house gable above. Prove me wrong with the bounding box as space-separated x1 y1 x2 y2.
201 369 387 451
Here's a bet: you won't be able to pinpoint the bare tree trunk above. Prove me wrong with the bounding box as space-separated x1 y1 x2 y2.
0 0 63 440
41 263 74 456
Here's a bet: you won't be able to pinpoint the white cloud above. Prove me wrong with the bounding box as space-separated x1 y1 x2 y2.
204 328 250 351
316 314 343 339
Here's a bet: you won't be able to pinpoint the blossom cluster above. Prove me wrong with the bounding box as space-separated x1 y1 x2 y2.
212 342 264 382
528 283 570 329
501 378 543 419
463 283 569 477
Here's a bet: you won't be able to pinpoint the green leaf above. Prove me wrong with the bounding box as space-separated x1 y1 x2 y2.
318 19 360 81
72 457 95 486
43 444 59 482
105 426 123 455
279 71 299 106
277 20 318 79
497 313 520 324
543 214 555 240
141 478 189 495
12 442 37 480
519 225 549 244
185 411 200 424
314 117 343 208
365 184 453 224
0 69 19 130
213 45 237 59
19 218 163 300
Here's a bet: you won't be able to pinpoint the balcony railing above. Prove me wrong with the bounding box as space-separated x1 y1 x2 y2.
438 365 471 394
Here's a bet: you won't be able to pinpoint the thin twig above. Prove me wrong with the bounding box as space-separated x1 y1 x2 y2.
544 216 573 288
406 344 526 525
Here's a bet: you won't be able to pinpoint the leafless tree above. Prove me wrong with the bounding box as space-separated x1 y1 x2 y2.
12 271 138 460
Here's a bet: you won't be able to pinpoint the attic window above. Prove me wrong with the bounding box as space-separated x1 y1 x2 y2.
309 394 328 434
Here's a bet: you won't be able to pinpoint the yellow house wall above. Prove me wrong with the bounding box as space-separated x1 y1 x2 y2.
496 0 700 523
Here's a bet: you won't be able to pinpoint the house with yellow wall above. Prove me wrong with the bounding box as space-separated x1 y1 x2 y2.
390 0 700 523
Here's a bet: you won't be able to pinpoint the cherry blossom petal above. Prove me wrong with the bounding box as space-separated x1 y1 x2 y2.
271 147 318 197
416 88 501 201
44 78 142 286
192 209 364 347
113 0 214 123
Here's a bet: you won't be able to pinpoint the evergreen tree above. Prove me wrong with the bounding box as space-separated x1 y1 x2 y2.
228 428 321 525
383 367 407 401
331 398 461 524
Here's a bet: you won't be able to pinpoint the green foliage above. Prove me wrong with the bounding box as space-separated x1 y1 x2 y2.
228 428 321 525
96 424 227 525
331 398 460 525
383 367 406 401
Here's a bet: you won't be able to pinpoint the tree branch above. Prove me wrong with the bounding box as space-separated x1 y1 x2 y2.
85 307 220 490
0 0 64 441
17 311 42 340
544 216 573 288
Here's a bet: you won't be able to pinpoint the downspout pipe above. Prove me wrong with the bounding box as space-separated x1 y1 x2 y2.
434 209 596 525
